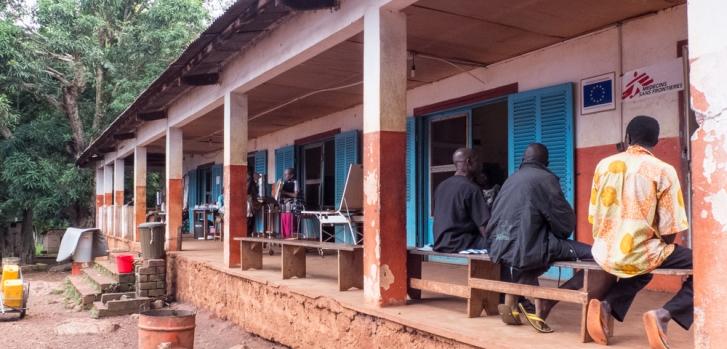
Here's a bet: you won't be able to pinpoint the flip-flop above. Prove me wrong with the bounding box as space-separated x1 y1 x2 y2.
497 304 523 325
643 311 670 349
587 299 609 345
518 303 554 333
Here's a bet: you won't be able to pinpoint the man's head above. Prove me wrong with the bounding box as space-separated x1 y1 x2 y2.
625 115 660 148
453 148 481 177
283 168 295 181
523 143 549 167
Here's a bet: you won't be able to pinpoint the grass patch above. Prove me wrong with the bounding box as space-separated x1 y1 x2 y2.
34 243 44 256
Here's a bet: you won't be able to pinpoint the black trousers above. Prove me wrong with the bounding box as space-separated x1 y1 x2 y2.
604 245 693 330
508 239 593 286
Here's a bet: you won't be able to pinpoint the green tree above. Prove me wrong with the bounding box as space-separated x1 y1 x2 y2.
0 0 209 263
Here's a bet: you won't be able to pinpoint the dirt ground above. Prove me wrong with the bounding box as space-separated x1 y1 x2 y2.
0 271 285 349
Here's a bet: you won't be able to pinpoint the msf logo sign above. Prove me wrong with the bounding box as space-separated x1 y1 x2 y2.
622 71 654 100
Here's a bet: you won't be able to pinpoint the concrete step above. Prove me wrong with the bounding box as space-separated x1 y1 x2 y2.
83 267 118 293
90 295 151 318
67 275 101 308
94 259 136 284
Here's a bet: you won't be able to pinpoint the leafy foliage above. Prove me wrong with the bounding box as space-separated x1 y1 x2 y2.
0 0 211 242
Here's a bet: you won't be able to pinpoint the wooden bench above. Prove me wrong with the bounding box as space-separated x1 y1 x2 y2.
407 249 501 318
407 248 693 343
234 237 364 291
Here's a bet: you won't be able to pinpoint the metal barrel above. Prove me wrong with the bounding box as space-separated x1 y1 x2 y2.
139 222 166 259
138 309 196 349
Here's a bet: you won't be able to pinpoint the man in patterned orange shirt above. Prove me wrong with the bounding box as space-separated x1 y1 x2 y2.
586 116 692 349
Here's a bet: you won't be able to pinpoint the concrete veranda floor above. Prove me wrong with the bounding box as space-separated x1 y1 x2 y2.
174 239 693 348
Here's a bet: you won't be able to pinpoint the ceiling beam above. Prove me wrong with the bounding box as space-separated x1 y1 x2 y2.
98 146 116 154
137 110 167 121
112 132 136 140
181 72 220 86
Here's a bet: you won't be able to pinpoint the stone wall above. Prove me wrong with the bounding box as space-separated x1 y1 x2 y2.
170 254 476 349
136 259 166 298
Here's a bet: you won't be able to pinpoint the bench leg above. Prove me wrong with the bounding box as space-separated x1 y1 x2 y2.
468 260 500 317
282 245 306 279
338 249 363 291
240 241 263 270
580 269 616 343
407 253 423 300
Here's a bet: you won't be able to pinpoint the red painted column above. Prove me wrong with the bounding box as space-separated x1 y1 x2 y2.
687 2 727 346
166 128 184 252
362 7 408 306
223 92 248 268
134 146 147 242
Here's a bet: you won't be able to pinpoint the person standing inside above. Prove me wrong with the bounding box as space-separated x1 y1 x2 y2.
432 148 490 253
586 116 692 348
279 168 299 239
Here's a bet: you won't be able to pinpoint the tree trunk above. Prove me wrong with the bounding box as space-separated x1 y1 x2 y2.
62 85 86 157
0 209 35 265
20 209 35 265
92 65 105 133
0 125 11 139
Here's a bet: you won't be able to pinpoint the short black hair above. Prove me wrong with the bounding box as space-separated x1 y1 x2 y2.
523 143 549 166
626 115 660 147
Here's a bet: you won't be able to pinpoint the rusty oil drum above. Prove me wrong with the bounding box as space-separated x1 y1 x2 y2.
138 309 196 349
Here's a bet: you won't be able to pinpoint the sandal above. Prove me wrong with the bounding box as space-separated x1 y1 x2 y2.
518 303 554 333
587 299 610 345
497 304 522 325
643 311 670 349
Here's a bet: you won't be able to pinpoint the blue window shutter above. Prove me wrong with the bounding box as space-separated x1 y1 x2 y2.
508 94 538 175
406 117 417 247
186 169 198 233
211 164 223 203
334 130 360 208
275 145 295 181
508 83 575 279
254 150 267 175
508 82 574 203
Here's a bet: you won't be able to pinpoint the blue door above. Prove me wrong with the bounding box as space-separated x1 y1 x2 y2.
508 82 575 279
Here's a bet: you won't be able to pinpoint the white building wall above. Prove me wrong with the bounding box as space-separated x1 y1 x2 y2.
182 5 686 181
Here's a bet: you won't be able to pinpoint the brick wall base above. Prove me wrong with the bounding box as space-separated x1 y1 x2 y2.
169 254 475 349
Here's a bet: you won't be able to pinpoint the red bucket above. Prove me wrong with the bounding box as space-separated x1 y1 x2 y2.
116 254 135 274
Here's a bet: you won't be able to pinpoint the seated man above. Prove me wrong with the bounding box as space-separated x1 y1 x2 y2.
586 116 692 348
486 143 592 332
432 148 490 253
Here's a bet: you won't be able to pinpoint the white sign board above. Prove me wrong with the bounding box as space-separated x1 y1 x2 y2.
621 58 684 102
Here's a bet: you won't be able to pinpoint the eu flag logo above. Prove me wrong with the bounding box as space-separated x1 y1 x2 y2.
583 79 613 108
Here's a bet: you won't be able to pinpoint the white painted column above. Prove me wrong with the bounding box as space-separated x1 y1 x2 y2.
113 158 125 237
134 146 147 242
166 127 184 251
223 92 249 268
104 164 114 236
95 167 104 229
362 7 408 307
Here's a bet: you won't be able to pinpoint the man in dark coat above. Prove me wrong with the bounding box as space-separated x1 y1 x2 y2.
433 148 490 253
486 143 592 330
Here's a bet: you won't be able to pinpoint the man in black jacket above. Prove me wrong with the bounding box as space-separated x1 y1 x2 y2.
486 143 592 331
